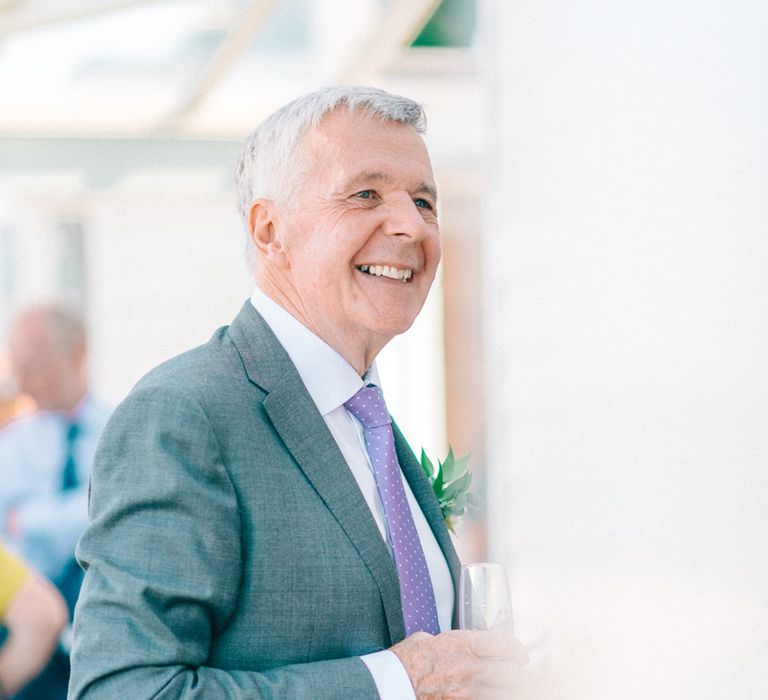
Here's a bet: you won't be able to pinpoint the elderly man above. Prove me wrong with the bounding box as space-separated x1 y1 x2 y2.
0 305 111 583
70 86 528 699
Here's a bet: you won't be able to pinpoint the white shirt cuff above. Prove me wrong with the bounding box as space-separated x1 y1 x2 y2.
360 649 416 700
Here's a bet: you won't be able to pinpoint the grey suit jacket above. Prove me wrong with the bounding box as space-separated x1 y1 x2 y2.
70 302 461 699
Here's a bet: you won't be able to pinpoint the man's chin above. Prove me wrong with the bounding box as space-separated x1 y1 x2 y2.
362 315 419 341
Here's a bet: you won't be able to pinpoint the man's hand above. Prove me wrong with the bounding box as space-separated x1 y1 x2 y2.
391 629 529 699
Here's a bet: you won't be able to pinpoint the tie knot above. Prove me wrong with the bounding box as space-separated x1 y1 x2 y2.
344 385 391 429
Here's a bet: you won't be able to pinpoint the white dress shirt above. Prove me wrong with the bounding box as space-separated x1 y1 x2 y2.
250 288 453 700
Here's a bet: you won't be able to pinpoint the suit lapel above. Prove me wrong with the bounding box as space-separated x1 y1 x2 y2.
393 425 463 628
228 303 406 644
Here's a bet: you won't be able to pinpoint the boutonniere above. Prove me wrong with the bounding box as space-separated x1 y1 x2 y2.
420 447 480 533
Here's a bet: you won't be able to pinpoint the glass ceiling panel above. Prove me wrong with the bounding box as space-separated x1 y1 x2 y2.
0 1 233 82
0 1 231 130
0 0 476 136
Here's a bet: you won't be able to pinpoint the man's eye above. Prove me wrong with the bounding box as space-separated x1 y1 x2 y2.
414 198 434 210
354 190 375 199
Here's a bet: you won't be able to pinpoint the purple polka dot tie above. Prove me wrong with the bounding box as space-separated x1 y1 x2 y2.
344 385 440 636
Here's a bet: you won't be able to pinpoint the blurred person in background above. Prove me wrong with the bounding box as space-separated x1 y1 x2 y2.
0 543 68 698
0 305 111 697
0 304 111 697
0 304 110 584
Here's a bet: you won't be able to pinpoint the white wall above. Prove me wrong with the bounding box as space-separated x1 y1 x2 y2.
85 174 251 403
483 1 768 697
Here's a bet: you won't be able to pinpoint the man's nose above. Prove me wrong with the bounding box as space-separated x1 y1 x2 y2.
382 194 430 240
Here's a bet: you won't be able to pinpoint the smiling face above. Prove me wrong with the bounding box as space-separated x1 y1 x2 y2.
250 108 441 373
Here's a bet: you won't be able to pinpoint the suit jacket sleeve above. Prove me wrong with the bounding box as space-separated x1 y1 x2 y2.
69 383 379 700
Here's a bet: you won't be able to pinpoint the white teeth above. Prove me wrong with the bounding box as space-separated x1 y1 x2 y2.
356 264 413 282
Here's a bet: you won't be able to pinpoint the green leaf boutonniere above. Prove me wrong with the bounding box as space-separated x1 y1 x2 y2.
420 447 481 534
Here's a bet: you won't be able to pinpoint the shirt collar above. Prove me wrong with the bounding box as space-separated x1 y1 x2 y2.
249 287 380 416
60 393 96 425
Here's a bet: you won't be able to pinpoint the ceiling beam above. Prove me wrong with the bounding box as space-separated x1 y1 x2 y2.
160 0 277 130
0 135 240 188
0 0 169 36
338 0 443 83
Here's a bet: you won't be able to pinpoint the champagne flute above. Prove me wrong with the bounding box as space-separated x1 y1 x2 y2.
459 562 514 631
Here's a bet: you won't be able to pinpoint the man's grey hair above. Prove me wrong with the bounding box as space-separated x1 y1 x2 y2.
234 85 427 269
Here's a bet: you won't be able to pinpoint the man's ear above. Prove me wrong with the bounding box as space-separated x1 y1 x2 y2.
248 199 290 268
